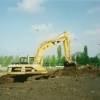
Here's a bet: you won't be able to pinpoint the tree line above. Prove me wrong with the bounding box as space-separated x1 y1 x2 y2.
0 56 19 67
72 45 100 66
0 45 100 67
43 45 100 67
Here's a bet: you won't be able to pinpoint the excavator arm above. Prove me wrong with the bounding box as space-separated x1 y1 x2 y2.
33 31 71 66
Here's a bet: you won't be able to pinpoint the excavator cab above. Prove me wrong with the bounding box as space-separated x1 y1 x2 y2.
20 56 34 64
20 57 28 64
29 57 34 64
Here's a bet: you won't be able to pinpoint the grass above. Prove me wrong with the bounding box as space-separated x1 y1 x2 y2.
0 67 7 72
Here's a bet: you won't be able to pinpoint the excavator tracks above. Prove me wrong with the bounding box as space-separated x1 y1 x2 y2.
0 73 55 84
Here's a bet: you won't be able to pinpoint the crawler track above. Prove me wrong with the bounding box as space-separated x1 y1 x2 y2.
0 73 55 84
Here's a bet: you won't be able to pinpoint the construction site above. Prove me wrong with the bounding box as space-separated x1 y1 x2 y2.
0 31 100 100
0 66 100 100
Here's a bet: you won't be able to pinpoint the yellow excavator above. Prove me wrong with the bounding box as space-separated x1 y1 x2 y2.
7 31 75 75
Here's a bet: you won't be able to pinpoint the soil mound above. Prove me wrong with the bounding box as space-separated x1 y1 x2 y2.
0 75 13 84
53 66 100 76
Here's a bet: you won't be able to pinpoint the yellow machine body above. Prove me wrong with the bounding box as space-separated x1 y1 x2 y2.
7 31 72 75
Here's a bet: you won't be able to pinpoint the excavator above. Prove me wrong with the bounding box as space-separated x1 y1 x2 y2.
7 31 75 75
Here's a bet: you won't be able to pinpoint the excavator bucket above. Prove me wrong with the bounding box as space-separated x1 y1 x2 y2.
64 61 77 70
64 61 75 67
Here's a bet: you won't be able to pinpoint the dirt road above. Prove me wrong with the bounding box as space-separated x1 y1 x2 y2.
0 68 100 100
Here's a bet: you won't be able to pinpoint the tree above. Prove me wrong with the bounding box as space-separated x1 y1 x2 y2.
72 52 83 65
83 45 89 65
5 56 14 66
89 56 99 66
61 56 65 66
57 45 62 65
78 53 85 65
0 56 3 66
50 55 56 67
43 55 51 67
72 46 89 66
14 55 20 62
0 55 14 67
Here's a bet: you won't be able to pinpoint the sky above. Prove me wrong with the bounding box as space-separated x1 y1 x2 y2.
0 0 100 57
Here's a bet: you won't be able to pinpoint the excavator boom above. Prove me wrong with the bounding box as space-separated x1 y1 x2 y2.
34 31 71 65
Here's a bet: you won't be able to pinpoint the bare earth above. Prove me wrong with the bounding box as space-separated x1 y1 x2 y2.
0 73 7 77
0 67 100 100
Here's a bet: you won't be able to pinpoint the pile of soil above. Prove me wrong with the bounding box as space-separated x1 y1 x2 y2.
0 74 13 84
53 67 100 77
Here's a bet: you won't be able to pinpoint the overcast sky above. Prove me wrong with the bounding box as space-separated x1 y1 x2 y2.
0 0 100 57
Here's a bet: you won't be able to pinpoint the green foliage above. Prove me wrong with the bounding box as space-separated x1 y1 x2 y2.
83 45 89 64
43 45 100 67
60 56 65 66
72 45 100 66
43 55 51 67
50 55 56 67
89 56 99 66
0 55 20 67
43 45 65 67
57 45 62 65
14 55 20 62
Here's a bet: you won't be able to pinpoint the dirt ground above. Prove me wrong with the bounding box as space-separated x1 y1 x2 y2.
0 67 100 100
